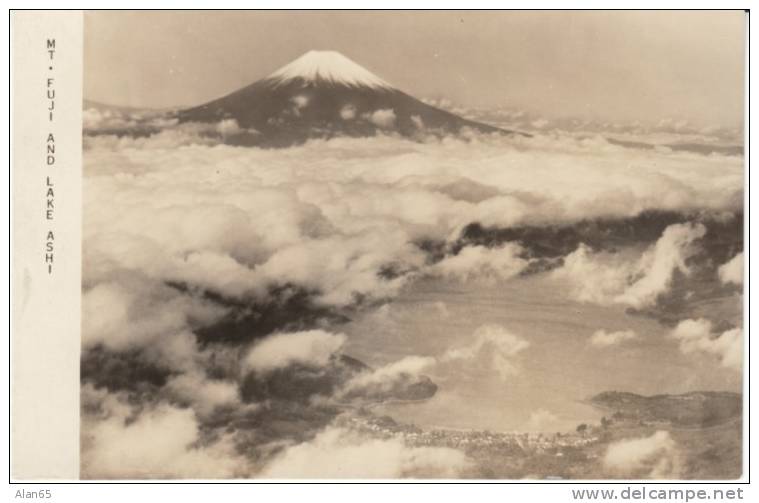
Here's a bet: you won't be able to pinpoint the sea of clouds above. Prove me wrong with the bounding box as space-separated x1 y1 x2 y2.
81 114 744 479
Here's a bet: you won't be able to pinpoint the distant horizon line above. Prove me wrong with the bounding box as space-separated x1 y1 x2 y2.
81 96 745 135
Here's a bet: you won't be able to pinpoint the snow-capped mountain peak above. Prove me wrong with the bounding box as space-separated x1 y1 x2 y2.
178 50 522 146
266 50 393 89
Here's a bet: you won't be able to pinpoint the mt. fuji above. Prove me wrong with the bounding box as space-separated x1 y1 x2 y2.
177 50 521 146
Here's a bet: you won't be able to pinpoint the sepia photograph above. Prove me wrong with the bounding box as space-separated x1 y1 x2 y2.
42 9 751 480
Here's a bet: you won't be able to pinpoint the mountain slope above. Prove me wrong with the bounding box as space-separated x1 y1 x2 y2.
590 391 742 428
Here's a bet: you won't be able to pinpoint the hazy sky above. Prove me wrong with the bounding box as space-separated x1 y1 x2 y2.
84 10 745 127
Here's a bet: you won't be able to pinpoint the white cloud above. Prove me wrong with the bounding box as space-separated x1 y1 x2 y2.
82 278 224 356
615 223 706 308
553 245 630 304
718 252 743 285
243 330 346 374
590 329 638 347
421 97 453 110
340 104 356 120
82 392 250 479
366 109 396 128
342 355 436 393
671 319 742 371
342 323 529 398
83 107 138 131
165 371 240 416
168 250 261 298
442 324 529 379
215 118 242 137
603 431 681 478
291 95 309 109
259 426 470 478
251 231 425 306
433 243 529 282
555 223 707 309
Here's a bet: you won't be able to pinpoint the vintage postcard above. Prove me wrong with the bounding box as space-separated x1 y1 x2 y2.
10 9 747 481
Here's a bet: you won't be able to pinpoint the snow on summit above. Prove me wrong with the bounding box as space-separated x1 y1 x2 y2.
266 50 393 89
